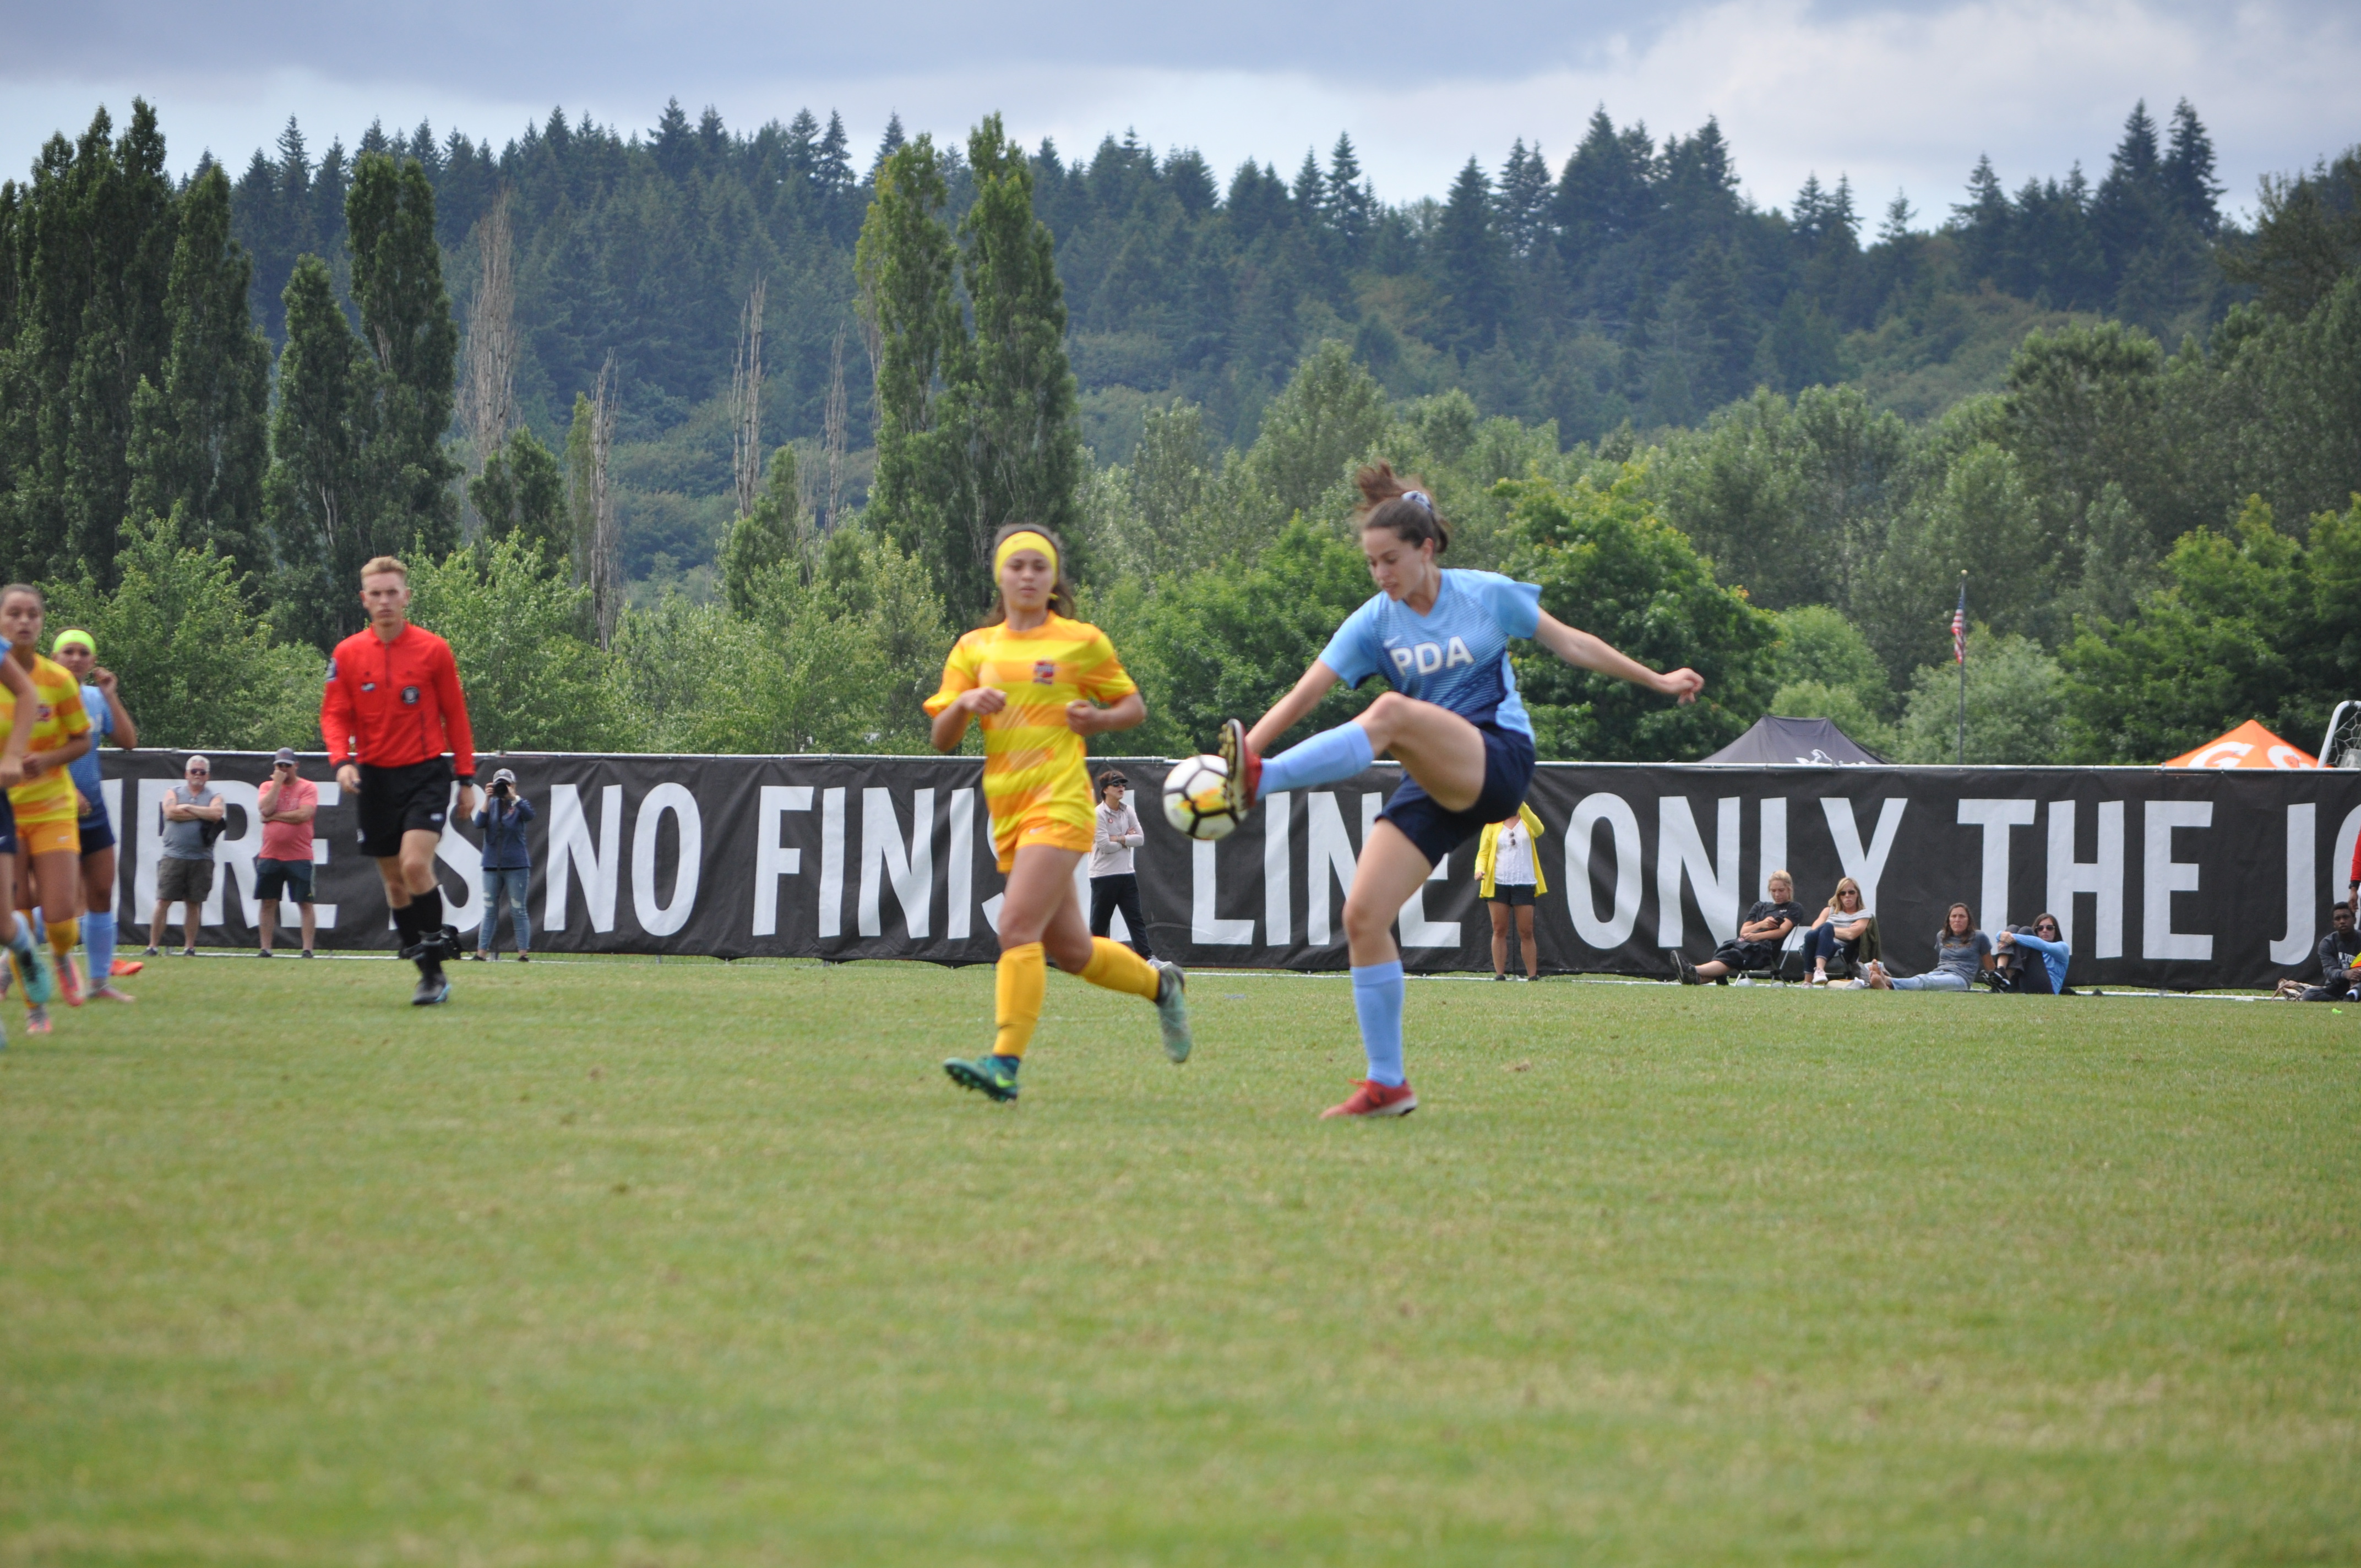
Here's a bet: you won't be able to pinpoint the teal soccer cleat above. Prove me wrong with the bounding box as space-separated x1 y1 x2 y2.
1151 959 1193 1063
944 1055 1020 1103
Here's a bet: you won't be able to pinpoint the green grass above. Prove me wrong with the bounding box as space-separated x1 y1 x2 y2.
3 956 2357 1565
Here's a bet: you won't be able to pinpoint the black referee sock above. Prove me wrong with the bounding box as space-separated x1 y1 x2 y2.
391 901 420 946
411 889 445 936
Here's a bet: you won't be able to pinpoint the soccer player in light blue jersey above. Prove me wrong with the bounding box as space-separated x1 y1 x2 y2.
1217 462 1703 1118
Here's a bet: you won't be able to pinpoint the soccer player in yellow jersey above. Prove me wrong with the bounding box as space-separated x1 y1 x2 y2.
923 524 1192 1101
0 585 90 1031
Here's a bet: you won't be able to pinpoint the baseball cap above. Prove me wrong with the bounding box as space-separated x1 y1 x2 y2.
52 629 95 657
273 748 298 765
491 766 518 785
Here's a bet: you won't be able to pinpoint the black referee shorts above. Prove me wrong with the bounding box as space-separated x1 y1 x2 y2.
356 756 456 860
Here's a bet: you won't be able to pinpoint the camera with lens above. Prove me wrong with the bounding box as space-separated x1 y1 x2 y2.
491 779 512 797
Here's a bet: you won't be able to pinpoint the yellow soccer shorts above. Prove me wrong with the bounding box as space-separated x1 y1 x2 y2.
993 812 1093 873
17 816 79 858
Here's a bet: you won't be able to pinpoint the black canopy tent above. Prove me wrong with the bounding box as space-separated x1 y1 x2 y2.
1698 715 1888 766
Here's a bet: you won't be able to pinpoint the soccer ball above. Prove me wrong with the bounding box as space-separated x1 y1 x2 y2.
1162 754 1241 841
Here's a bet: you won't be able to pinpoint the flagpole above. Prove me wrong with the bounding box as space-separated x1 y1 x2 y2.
1955 572 1969 767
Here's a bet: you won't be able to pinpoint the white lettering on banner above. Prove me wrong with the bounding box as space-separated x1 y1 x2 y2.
2335 805 2361 917
1821 798 1907 913
436 784 483 935
632 782 703 937
308 781 340 929
1657 797 1739 948
1759 798 1787 898
544 783 621 934
1193 838 1253 944
133 778 172 912
2046 801 2125 958
946 788 976 940
1263 792 1292 946
100 778 122 916
1567 793 1642 949
818 788 846 938
1305 792 1380 946
1397 854 1459 948
750 785 814 937
2143 800 2213 961
203 780 261 927
1957 799 2037 931
2270 803 2316 965
858 787 932 938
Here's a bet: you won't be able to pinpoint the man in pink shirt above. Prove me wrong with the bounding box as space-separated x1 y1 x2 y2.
255 748 320 958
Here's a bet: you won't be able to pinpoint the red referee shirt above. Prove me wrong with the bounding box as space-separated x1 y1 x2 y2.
321 622 477 778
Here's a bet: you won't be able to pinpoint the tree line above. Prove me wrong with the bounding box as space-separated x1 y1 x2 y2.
0 95 2354 768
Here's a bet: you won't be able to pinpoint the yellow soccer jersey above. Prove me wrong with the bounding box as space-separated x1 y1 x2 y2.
0 654 91 824
924 614 1139 868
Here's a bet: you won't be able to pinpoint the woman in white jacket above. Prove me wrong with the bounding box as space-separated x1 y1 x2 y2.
1089 772 1155 959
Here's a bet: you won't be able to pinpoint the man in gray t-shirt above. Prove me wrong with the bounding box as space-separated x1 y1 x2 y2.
148 755 225 957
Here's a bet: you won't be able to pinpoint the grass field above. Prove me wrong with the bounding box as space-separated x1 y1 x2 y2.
2 955 2357 1565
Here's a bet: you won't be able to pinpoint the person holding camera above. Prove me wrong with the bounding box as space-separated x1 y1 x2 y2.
254 748 320 959
472 767 534 961
148 755 225 958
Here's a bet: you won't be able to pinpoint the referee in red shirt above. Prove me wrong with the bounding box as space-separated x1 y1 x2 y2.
321 556 478 1005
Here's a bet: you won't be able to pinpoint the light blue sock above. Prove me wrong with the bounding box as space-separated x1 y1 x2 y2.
84 911 115 986
1351 960 1408 1086
5 920 32 957
1258 721 1375 796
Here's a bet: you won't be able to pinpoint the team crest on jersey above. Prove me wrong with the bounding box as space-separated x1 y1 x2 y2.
401 685 420 705
1032 660 1057 685
1389 637 1476 677
34 704 50 721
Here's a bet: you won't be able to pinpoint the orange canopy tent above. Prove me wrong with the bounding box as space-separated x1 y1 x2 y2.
2164 720 2318 769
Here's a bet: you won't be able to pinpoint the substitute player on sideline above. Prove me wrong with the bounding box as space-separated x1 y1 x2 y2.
923 524 1192 1102
51 629 139 1000
1215 465 1702 1118
321 557 477 1006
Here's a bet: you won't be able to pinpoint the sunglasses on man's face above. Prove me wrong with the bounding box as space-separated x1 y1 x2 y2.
187 770 209 777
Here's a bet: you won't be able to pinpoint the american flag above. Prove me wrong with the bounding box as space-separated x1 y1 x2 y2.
1951 582 1967 665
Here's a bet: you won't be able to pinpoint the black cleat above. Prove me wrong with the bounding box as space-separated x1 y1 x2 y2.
412 972 451 1006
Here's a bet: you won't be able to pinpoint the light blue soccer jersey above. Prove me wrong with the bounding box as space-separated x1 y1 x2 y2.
67 683 112 803
1316 569 1543 737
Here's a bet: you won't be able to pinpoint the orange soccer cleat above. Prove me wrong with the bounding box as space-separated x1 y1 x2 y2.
1320 1079 1418 1119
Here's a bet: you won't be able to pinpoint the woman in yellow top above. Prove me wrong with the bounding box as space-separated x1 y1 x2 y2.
0 585 91 1028
924 525 1192 1102
1475 802 1547 981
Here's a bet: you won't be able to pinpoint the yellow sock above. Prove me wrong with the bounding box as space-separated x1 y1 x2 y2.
1079 937 1162 1002
49 917 77 965
993 942 1046 1058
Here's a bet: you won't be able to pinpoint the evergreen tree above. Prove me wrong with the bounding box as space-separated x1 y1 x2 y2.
870 112 907 182
1954 154 2010 283
1498 140 1554 258
124 162 271 576
785 108 820 181
1291 150 1325 219
721 444 805 613
1434 157 1509 353
468 426 569 563
1553 108 1653 269
816 112 854 198
1325 134 1372 244
652 99 694 181
2162 99 2223 236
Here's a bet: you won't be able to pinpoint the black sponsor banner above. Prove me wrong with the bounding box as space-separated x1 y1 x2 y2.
104 752 2361 989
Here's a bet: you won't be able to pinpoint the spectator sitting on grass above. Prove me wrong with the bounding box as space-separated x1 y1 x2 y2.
1993 913 2070 994
2303 903 2361 1001
1803 876 1876 986
1865 903 1993 991
1677 870 1805 984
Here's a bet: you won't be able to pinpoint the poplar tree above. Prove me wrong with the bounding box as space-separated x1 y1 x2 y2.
857 135 964 608
346 150 459 564
125 162 271 575
0 101 178 584
468 427 568 563
263 255 363 647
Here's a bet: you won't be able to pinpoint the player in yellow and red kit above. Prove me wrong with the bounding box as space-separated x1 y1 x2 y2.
923 525 1192 1101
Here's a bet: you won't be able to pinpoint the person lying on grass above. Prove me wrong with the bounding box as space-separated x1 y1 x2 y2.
1865 903 1994 991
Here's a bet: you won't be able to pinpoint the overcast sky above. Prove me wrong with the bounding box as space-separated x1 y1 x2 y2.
3 0 2353 226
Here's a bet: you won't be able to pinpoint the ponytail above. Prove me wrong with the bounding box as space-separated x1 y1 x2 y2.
1354 461 1450 556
